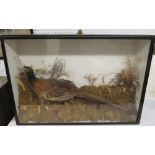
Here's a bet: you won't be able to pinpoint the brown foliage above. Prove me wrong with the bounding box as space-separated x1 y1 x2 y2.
110 58 139 89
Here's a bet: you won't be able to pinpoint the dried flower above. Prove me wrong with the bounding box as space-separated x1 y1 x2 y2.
50 58 70 80
84 73 99 86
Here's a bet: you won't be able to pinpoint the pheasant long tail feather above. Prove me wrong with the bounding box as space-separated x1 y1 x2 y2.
40 90 127 112
77 92 127 112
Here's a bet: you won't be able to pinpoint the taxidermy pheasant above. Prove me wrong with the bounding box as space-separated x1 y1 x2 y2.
19 59 126 112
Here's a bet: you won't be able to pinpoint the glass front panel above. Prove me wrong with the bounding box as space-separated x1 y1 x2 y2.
4 39 150 124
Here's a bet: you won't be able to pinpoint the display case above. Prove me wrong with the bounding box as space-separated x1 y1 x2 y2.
1 35 154 125
0 58 14 125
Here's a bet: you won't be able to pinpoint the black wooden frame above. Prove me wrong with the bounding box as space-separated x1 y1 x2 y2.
0 53 14 125
0 34 154 125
